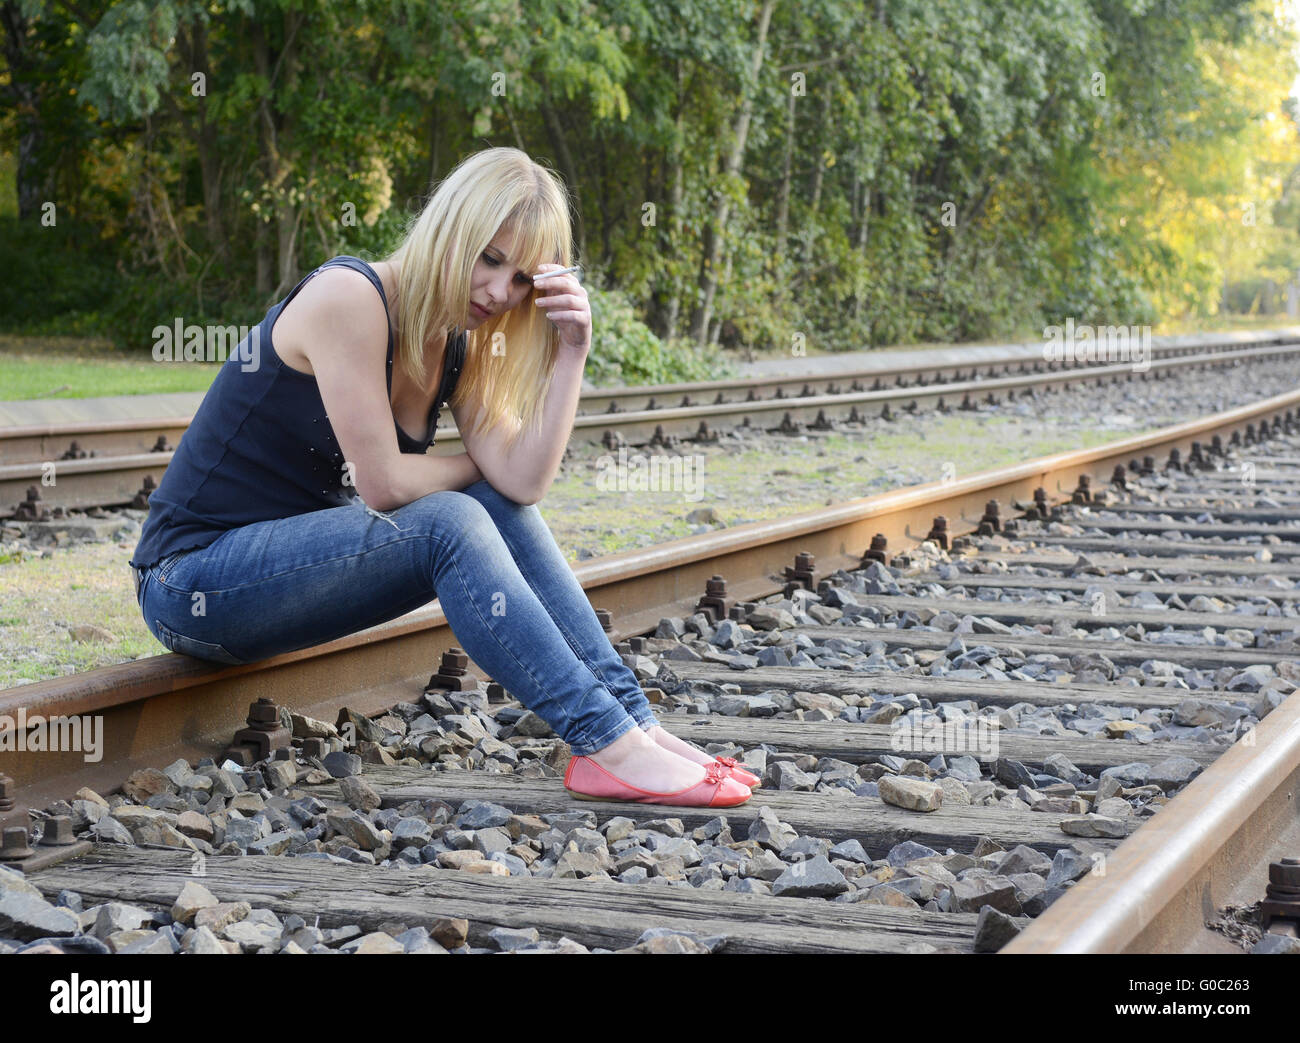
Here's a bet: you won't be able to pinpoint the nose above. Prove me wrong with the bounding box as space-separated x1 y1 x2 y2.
489 270 516 307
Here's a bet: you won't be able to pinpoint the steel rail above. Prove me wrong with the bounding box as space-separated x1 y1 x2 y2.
3 330 1290 465
1001 686 1300 953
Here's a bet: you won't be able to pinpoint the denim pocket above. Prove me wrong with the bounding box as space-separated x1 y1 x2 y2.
155 549 192 586
155 620 244 666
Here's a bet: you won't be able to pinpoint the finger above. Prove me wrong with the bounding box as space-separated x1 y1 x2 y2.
535 292 583 308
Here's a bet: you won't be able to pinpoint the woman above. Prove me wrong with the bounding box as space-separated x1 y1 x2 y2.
129 147 754 808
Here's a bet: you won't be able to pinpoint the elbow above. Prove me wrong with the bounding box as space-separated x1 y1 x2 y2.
504 483 542 507
474 455 542 506
357 461 402 512
496 472 543 506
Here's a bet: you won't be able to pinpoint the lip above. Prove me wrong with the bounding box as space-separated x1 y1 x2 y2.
471 302 491 319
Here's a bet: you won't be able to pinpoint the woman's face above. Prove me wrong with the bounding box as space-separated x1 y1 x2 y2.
465 228 539 329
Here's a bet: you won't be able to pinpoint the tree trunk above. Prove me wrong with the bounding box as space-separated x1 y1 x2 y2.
0 1 50 220
653 59 689 341
800 87 831 271
690 0 776 347
184 19 228 264
250 10 302 300
774 86 796 265
428 104 440 188
537 85 586 260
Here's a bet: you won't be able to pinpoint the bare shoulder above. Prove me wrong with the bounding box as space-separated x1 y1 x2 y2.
272 265 389 376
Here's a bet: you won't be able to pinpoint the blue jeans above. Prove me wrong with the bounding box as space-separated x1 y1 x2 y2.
134 479 657 755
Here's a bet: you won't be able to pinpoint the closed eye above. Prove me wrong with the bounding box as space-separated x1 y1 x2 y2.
483 253 534 286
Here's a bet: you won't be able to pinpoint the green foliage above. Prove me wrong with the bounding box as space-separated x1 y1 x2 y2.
1 0 1298 379
584 281 736 386
0 216 121 334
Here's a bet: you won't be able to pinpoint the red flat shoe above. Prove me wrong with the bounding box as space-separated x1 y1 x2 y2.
564 755 752 807
714 755 761 789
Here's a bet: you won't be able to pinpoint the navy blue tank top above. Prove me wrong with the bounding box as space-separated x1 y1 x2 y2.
130 255 466 569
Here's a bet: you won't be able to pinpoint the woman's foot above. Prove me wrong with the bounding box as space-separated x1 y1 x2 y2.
586 726 706 792
643 724 718 767
644 724 761 788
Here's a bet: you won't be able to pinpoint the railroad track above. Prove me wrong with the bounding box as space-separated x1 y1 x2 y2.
2 390 1300 954
5 333 1299 520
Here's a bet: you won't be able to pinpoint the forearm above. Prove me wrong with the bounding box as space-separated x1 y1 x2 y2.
500 350 587 502
377 452 483 511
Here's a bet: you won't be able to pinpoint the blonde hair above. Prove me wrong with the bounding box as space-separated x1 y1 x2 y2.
380 147 575 451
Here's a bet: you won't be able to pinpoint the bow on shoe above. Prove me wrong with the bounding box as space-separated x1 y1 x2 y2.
701 761 728 785
715 755 740 768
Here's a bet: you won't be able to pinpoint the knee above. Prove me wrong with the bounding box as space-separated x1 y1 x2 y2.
402 488 497 539
461 478 542 527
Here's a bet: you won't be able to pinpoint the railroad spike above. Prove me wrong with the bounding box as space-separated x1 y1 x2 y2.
222 697 292 766
0 775 30 854
694 575 730 624
977 499 1001 536
1260 857 1300 932
595 608 621 646
0 826 34 863
13 485 50 522
783 551 817 598
131 475 158 510
861 533 889 565
39 815 76 847
1072 474 1093 505
425 647 477 692
925 515 949 550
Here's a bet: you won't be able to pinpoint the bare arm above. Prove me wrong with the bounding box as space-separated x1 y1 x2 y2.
295 268 482 512
450 348 585 506
385 450 484 508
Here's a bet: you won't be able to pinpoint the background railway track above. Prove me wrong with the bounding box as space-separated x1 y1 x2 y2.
5 334 1299 519
2 387 1300 955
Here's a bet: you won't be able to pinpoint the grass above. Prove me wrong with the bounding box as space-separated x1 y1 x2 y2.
5 313 1299 400
0 335 220 400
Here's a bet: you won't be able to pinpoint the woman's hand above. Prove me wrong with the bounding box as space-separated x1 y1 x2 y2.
532 263 591 356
